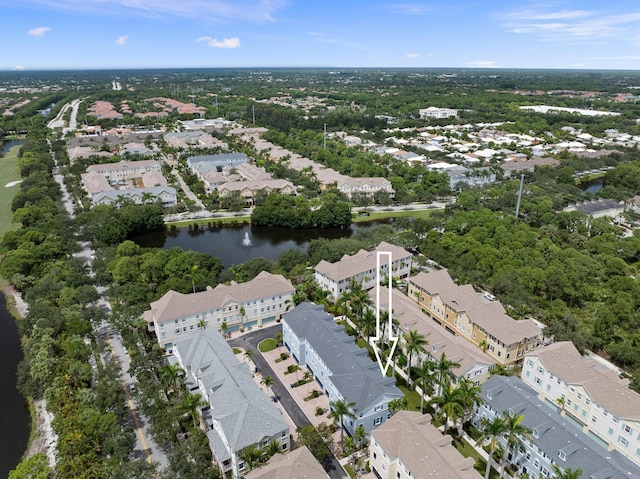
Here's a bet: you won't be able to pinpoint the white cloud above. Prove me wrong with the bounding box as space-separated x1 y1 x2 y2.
24 0 285 22
467 60 498 68
405 53 419 59
196 36 241 48
12 65 26 71
115 35 128 46
500 7 640 42
384 3 430 15
27 26 51 36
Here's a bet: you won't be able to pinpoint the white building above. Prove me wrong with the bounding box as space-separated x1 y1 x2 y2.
145 271 294 350
370 410 482 479
419 107 458 119
337 177 395 200
283 302 403 437
314 241 412 302
521 342 640 467
173 330 290 478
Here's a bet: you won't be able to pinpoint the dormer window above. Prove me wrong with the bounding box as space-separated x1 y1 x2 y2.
532 428 539 438
558 450 566 461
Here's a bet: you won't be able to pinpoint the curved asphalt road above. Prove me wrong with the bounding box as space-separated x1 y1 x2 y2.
229 327 347 479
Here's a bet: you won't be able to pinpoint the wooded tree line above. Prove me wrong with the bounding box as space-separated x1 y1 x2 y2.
251 192 352 229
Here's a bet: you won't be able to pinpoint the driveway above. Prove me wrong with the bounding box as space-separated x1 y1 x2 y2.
229 327 348 479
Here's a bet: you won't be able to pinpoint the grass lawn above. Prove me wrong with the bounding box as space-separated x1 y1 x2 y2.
0 145 22 239
258 338 278 353
351 207 440 223
343 464 356 478
397 384 424 412
232 348 241 355
168 215 251 227
453 437 500 479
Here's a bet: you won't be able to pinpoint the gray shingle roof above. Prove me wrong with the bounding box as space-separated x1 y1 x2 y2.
479 375 640 479
283 303 402 412
174 329 288 455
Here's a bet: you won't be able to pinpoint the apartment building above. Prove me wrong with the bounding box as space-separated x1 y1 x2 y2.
173 330 290 478
474 375 640 479
217 179 296 205
86 159 161 183
244 446 329 479
282 302 403 436
521 341 640 467
145 271 294 350
407 269 542 366
419 106 458 119
315 241 412 301
374 287 496 385
369 410 482 479
91 185 177 208
336 177 395 199
187 153 248 176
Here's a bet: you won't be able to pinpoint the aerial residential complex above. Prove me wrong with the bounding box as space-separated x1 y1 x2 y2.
145 271 294 350
474 375 640 478
369 411 482 479
244 446 329 479
408 269 542 366
314 241 412 301
282 302 403 436
173 329 290 478
374 287 496 385
521 341 640 467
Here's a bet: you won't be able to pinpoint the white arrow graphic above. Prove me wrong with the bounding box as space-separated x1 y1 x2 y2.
372 251 399 376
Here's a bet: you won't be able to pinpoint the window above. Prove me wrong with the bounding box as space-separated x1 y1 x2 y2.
397 473 401 479
535 377 541 385
374 417 382 426
619 436 629 447
608 428 614 436
624 424 633 434
533 459 540 468
375 405 383 412
558 450 566 461
532 428 539 438
591 416 597 424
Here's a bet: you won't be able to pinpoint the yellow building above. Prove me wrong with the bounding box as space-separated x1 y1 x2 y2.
407 269 542 366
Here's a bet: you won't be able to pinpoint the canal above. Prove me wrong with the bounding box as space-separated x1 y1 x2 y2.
0 139 30 477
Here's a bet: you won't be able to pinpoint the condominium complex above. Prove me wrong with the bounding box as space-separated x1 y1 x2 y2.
407 269 542 366
145 271 294 350
474 375 640 478
283 302 403 436
521 341 640 467
244 446 329 479
369 411 482 479
419 106 458 119
315 241 412 301
374 287 496 385
173 330 290 478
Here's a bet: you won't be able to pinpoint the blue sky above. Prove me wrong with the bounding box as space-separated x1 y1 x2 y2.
3 0 640 71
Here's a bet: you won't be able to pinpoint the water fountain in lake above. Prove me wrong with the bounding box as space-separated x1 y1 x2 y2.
242 232 252 247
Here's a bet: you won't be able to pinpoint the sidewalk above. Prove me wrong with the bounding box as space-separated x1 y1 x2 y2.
262 345 344 457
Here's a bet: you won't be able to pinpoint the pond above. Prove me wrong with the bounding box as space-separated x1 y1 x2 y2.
580 177 604 194
134 221 386 268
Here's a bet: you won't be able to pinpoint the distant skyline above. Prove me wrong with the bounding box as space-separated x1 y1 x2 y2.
3 0 640 71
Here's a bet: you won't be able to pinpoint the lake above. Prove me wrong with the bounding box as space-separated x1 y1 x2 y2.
134 221 385 268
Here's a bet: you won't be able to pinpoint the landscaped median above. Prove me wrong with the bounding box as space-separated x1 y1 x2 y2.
258 338 278 353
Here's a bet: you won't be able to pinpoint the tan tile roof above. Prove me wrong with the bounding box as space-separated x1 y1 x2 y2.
371 411 482 479
217 179 294 193
374 287 496 376
530 342 640 420
409 270 541 345
244 446 329 479
315 241 411 283
148 271 294 323
87 159 160 174
81 171 112 194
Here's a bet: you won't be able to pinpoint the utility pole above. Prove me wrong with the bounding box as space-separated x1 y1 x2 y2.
323 123 327 150
515 173 525 220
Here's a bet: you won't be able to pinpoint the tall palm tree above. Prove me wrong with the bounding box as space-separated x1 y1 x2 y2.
238 445 263 472
181 392 208 428
456 378 484 436
430 385 464 433
432 352 461 397
411 362 435 414
500 413 532 478
388 397 409 415
220 320 228 338
477 415 508 479
261 375 275 398
403 330 428 378
197 318 207 330
353 424 366 450
551 464 582 479
360 308 377 343
328 399 357 448
264 438 281 459
244 348 254 364
160 363 185 396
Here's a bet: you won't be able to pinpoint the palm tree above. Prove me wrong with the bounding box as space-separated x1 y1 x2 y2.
244 348 254 364
264 438 281 459
430 386 464 433
160 363 185 396
197 318 207 330
456 378 484 436
261 375 275 398
388 397 409 415
500 413 532 478
181 392 208 428
432 352 461 397
551 464 582 479
403 330 428 378
220 320 228 338
555 396 566 416
477 415 508 479
328 399 357 449
238 445 263 472
360 308 377 343
353 424 366 450
239 306 246 330
188 264 198 293
274 331 283 346
411 362 435 414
